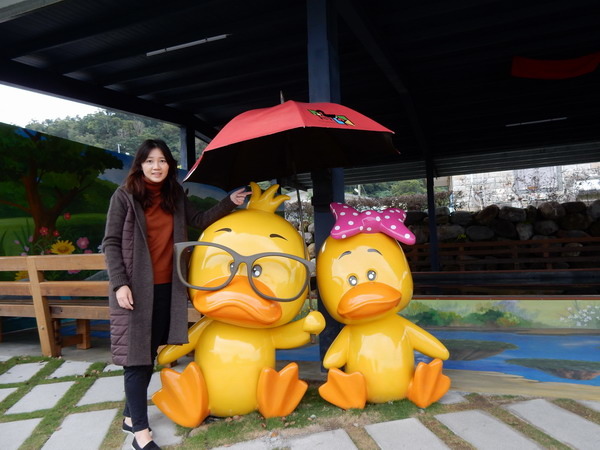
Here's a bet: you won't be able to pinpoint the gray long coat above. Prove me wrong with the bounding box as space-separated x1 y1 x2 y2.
102 185 236 366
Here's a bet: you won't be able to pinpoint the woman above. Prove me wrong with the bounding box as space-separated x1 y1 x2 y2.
102 139 249 450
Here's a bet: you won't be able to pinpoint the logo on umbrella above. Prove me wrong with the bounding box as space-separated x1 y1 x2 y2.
307 109 355 126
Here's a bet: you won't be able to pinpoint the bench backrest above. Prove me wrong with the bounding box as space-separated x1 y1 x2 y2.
0 253 108 356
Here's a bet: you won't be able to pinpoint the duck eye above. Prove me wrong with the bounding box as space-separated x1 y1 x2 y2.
367 270 377 281
348 275 358 286
252 264 262 278
229 261 235 273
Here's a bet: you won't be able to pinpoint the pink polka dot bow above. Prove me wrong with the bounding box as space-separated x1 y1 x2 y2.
329 202 416 245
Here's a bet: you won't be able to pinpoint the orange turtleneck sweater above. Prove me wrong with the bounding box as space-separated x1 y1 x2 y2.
144 179 174 284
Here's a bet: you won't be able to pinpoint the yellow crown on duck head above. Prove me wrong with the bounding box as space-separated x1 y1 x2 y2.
247 182 290 213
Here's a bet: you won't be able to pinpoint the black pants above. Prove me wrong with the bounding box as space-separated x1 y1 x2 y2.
123 283 171 432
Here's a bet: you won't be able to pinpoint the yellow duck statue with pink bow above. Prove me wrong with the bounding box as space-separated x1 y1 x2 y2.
316 202 451 409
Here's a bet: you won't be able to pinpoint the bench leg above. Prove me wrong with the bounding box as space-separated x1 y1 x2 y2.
52 319 63 356
76 319 91 349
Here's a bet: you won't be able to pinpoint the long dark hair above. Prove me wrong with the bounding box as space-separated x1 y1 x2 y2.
125 139 180 213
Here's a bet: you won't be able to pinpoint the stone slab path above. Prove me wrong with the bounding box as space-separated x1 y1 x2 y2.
506 398 600 450
1 352 600 449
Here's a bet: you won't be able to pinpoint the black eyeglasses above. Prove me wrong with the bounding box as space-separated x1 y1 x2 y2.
175 241 315 302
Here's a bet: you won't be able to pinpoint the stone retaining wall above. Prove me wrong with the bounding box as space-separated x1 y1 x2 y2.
297 199 600 258
406 199 600 245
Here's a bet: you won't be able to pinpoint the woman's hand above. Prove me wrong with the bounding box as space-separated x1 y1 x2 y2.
229 187 252 206
116 285 134 310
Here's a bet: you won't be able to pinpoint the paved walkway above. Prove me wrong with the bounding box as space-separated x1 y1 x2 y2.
1 335 600 449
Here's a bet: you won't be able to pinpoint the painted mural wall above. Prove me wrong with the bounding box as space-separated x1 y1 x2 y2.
0 122 227 259
1 122 598 386
0 122 227 332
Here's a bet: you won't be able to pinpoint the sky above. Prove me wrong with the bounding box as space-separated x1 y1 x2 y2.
0 84 101 127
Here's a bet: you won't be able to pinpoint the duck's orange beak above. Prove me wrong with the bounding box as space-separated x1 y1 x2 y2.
192 277 282 326
337 282 402 320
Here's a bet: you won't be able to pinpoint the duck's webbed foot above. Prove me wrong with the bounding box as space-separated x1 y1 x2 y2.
152 362 209 427
407 358 451 408
318 368 367 410
257 362 308 418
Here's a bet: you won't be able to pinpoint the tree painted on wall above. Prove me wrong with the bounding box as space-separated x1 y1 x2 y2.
0 123 122 239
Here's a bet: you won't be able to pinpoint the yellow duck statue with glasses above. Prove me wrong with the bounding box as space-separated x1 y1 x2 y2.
316 202 450 410
152 183 325 427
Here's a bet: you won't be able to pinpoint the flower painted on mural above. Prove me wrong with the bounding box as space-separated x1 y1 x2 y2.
560 304 600 328
63 212 71 220
39 227 49 236
50 240 76 255
76 237 90 250
14 270 28 281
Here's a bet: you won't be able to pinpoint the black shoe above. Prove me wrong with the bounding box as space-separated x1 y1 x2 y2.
131 437 161 450
122 419 152 435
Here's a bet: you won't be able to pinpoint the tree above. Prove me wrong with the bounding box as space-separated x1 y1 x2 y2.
27 110 207 163
0 124 122 239
390 179 427 196
345 180 428 198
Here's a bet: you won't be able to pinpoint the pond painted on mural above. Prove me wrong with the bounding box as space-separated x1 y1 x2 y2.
420 330 600 386
70 322 599 386
277 330 600 386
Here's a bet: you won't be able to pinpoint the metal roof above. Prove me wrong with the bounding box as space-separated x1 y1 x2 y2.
1 0 600 187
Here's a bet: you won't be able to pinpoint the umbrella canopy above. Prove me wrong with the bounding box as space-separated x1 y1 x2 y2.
184 100 399 191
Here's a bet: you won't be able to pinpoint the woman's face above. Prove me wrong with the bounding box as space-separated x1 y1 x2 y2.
142 148 169 183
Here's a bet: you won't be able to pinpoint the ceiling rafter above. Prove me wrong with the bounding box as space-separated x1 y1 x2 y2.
48 7 304 76
2 0 212 59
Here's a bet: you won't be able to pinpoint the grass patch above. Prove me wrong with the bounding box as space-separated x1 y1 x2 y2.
0 357 122 446
174 384 453 449
420 414 475 449
553 398 600 425
472 394 571 450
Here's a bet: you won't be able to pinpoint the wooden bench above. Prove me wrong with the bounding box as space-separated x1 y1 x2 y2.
0 254 202 357
403 236 600 272
401 236 600 300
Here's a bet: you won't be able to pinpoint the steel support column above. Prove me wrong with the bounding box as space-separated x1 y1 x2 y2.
306 0 343 365
425 158 440 271
179 126 196 171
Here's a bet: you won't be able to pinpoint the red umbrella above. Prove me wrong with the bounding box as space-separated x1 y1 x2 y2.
184 100 399 191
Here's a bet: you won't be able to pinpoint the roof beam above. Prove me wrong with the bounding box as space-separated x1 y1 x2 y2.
0 60 218 138
0 0 207 59
48 7 303 76
91 38 305 89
